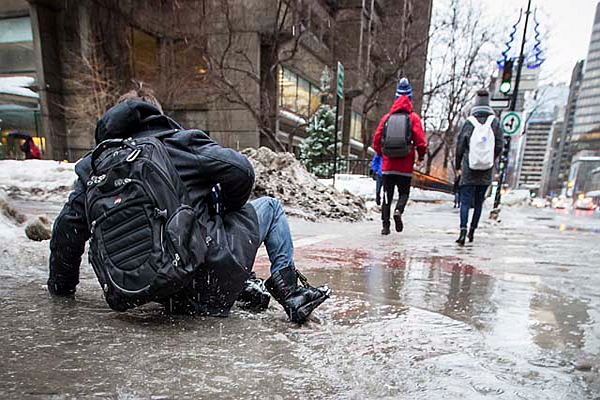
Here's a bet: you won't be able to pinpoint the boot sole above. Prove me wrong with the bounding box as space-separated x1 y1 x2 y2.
289 292 330 323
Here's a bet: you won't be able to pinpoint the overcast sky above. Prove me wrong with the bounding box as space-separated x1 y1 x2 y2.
476 0 599 84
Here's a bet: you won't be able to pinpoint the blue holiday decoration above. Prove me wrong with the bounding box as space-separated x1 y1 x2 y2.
526 9 545 69
497 9 522 69
496 7 545 71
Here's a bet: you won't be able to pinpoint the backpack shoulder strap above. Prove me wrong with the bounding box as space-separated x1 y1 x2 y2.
484 115 495 127
467 116 481 127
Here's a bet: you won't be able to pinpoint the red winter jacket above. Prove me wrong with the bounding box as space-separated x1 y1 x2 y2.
372 96 427 175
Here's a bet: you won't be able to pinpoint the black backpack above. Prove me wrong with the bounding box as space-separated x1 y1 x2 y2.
382 112 412 158
85 136 207 311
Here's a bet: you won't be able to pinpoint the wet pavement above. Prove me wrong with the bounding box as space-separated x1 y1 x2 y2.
1 200 599 399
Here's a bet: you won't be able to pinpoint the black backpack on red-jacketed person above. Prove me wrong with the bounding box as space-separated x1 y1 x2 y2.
84 136 207 311
381 112 413 158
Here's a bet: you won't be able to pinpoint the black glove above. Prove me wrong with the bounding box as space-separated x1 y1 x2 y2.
237 276 270 311
207 184 223 217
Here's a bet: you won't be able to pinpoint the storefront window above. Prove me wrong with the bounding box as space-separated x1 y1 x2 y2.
0 16 42 159
279 67 321 117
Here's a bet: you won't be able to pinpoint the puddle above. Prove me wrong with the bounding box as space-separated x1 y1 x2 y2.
0 246 592 399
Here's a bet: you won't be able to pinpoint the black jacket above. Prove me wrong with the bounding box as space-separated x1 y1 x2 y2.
48 100 260 312
455 111 503 187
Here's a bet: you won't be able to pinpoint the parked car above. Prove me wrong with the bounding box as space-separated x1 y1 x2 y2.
575 197 596 211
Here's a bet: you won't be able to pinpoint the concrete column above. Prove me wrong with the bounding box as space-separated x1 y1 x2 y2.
29 0 67 160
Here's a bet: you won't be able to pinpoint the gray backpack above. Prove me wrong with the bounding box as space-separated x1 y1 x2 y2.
382 112 412 158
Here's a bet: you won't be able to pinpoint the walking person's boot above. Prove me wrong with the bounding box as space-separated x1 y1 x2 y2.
381 220 391 235
265 266 331 324
393 209 403 232
467 227 476 243
456 229 467 246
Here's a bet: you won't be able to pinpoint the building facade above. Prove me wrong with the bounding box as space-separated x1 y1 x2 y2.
0 0 432 162
571 2 600 154
517 117 553 192
541 61 585 196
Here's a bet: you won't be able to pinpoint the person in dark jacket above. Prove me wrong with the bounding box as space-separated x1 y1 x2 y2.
372 78 427 235
47 88 330 323
454 90 503 245
371 154 383 205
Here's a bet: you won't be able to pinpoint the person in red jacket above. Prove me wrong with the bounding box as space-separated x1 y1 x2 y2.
372 78 427 235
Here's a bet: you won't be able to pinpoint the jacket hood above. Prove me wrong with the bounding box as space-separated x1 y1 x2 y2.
94 99 181 144
389 95 413 114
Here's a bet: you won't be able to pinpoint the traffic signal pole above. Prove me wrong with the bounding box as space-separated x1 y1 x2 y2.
491 0 532 220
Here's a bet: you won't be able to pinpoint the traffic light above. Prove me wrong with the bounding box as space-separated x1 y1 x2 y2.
499 60 514 95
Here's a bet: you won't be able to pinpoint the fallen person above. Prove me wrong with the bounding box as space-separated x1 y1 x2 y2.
47 87 330 323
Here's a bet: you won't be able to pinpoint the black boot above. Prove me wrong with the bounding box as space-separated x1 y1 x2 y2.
265 267 330 323
237 277 270 311
456 229 467 246
381 221 391 235
393 209 403 232
467 227 475 243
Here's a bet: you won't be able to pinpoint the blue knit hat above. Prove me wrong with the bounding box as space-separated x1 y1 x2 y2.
394 78 413 100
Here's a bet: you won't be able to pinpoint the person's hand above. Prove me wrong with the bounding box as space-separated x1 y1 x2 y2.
415 159 423 168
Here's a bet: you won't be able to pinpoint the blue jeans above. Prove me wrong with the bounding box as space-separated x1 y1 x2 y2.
251 197 294 274
460 185 488 230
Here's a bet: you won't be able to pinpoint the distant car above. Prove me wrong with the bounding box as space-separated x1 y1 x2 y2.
553 197 569 209
575 197 596 211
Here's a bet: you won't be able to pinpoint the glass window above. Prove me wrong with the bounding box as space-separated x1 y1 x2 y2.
297 77 310 115
131 29 159 82
279 67 321 117
0 17 34 74
350 112 362 141
310 85 321 114
280 67 297 111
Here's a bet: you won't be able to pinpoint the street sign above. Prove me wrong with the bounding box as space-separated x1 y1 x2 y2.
490 98 511 110
336 62 344 98
500 111 522 136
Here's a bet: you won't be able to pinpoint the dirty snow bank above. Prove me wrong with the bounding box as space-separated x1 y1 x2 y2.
243 148 367 221
0 160 76 201
0 152 369 222
0 190 24 241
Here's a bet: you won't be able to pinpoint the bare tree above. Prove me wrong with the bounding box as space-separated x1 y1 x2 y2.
204 0 305 151
354 0 439 159
61 42 120 143
422 0 497 177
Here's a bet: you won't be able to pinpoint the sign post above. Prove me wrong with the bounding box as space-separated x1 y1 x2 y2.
333 62 344 185
500 111 522 136
491 0 532 220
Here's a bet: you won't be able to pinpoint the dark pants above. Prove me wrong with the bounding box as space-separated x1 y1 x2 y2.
460 185 488 230
382 174 412 224
375 174 383 203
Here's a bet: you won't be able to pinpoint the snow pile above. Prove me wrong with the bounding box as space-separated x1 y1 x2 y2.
242 147 367 221
0 190 24 241
0 160 76 201
501 189 531 207
320 174 454 203
410 188 454 203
